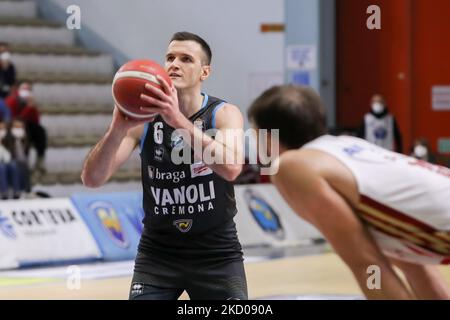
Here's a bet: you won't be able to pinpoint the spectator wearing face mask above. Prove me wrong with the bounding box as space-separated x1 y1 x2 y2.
357 94 403 153
0 42 16 99
0 121 21 199
5 81 47 178
7 119 31 193
410 137 436 164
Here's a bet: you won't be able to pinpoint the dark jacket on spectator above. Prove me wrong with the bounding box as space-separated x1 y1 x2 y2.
0 64 16 99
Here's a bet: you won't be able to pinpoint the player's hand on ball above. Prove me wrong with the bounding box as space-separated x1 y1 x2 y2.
111 105 156 134
140 75 184 128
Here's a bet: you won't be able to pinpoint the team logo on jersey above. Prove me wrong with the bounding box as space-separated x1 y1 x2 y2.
374 126 388 139
170 132 185 149
245 189 285 240
173 219 193 233
190 162 213 178
154 147 164 162
0 211 16 240
148 165 155 179
148 165 186 183
130 282 145 296
89 201 129 248
342 144 397 164
194 118 204 130
343 144 364 157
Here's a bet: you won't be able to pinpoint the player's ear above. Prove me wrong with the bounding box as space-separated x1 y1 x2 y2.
200 65 210 82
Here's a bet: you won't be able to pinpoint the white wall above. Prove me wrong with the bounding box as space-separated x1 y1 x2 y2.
284 0 336 127
47 0 285 127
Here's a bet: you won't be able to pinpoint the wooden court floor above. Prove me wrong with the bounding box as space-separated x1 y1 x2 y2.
0 253 449 300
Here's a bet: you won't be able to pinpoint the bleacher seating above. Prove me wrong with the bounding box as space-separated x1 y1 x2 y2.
0 0 141 192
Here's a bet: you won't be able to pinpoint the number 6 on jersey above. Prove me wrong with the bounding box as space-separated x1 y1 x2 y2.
154 122 163 144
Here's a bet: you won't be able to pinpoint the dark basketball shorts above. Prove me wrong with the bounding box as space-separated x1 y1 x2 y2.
129 257 248 300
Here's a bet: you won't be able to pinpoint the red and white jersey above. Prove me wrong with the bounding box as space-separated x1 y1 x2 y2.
303 135 450 265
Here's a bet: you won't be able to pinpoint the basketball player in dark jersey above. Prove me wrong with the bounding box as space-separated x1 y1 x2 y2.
81 32 247 300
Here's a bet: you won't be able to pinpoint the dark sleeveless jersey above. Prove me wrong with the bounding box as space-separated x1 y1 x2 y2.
137 93 243 263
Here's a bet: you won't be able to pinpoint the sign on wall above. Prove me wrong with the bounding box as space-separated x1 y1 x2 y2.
286 45 317 71
0 199 101 270
432 86 450 110
234 184 323 247
71 192 144 261
438 138 450 154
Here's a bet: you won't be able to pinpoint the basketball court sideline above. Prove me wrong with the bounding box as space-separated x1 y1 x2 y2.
1 250 450 300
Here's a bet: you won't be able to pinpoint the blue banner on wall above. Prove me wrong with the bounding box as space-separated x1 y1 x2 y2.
291 71 310 86
71 192 144 261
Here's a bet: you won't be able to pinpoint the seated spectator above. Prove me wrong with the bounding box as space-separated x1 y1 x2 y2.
8 119 31 192
0 42 16 99
5 81 47 178
0 98 11 123
0 121 21 199
410 137 436 164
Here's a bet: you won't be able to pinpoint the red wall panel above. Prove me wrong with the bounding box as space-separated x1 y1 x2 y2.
336 0 450 153
412 0 450 152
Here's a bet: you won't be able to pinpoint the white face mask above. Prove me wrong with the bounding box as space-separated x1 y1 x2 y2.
0 51 11 62
371 102 385 114
0 129 6 139
18 89 32 99
11 128 25 139
414 145 428 159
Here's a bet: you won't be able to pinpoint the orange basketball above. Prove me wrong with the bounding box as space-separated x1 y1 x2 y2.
112 59 172 120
